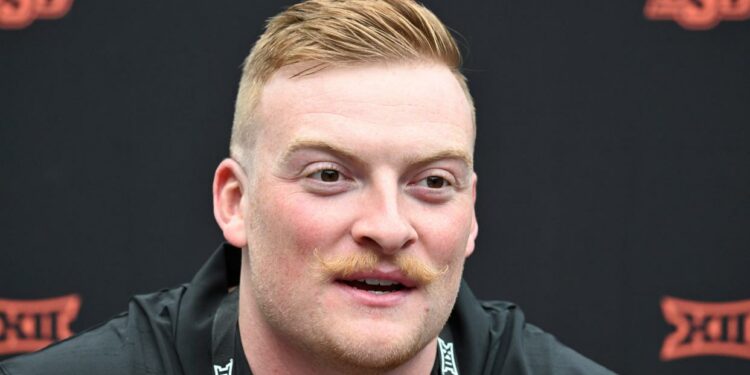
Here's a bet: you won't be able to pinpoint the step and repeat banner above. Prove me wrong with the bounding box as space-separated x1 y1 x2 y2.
1 1 748 374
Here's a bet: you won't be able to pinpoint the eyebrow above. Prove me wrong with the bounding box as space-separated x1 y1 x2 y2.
403 149 473 169
280 138 473 169
280 139 361 166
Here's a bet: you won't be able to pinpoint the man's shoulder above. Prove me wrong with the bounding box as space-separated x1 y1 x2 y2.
477 300 616 375
0 286 187 375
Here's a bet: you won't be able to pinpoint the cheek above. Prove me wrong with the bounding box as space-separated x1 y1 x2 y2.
261 190 354 252
416 204 474 261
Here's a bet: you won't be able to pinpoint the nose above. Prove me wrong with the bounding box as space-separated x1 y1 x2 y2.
351 182 418 255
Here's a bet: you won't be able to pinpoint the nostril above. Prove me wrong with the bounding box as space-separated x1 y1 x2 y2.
351 224 417 254
355 235 381 249
402 237 416 249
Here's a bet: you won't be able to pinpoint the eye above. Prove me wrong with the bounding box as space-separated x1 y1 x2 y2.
308 168 341 182
419 175 451 189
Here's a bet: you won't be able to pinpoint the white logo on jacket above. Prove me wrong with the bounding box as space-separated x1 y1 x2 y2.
214 358 233 375
438 338 459 375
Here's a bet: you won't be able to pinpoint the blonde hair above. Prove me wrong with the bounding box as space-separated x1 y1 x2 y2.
230 0 474 162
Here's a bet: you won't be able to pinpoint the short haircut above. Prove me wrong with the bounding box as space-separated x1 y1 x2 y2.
230 0 474 162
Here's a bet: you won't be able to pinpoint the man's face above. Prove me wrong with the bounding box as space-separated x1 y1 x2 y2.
239 62 477 370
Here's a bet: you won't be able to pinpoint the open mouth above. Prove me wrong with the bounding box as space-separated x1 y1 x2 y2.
338 278 409 295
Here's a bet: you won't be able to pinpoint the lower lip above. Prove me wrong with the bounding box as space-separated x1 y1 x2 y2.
335 281 412 307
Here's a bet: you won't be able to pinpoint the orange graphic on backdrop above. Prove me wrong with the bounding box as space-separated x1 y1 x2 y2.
0 0 73 30
645 0 750 29
661 296 750 361
0 295 80 355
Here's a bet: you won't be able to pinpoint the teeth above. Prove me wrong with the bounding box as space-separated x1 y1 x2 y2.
358 279 399 286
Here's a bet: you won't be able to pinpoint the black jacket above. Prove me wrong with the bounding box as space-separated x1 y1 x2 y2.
0 244 614 374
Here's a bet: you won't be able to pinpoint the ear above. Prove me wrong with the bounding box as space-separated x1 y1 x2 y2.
213 158 249 248
464 172 478 258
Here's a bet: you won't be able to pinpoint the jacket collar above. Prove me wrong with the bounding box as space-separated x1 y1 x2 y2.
176 243 241 375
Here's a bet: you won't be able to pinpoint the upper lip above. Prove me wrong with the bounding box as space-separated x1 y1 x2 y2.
337 270 417 288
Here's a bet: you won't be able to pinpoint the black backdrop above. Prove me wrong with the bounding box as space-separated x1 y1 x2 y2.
1 1 749 374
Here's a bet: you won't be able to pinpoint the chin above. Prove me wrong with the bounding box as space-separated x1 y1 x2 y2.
326 333 423 371
317 318 435 372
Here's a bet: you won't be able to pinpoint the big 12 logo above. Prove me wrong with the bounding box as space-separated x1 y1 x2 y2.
0 0 74 30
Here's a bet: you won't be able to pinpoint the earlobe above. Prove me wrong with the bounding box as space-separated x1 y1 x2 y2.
212 158 249 248
465 172 478 258
465 215 478 257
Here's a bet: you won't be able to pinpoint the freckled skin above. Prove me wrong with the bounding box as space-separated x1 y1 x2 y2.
226 62 478 375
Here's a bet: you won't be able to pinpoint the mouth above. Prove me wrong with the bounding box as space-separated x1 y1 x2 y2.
338 278 409 295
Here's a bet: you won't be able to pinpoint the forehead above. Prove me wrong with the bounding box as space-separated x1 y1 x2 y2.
254 62 474 162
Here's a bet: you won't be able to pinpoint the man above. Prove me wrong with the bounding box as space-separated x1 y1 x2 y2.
0 0 614 374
